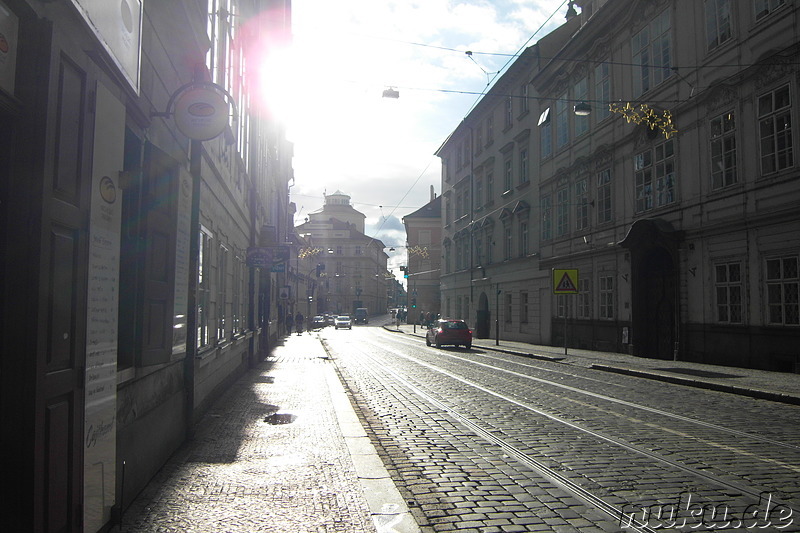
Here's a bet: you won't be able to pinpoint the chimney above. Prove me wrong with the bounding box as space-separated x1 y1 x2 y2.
430 185 435 202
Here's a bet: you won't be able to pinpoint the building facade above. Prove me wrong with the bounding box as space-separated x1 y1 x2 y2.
437 0 800 370
0 1 293 531
403 188 443 321
294 191 390 318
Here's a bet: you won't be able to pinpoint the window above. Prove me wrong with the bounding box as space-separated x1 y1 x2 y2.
519 148 529 184
632 9 672 96
635 150 653 212
485 233 493 265
635 139 675 212
594 61 611 121
519 221 529 257
541 195 552 241
710 111 737 188
758 84 793 174
576 178 589 231
574 78 589 137
476 177 483 207
520 291 529 323
556 92 570 148
597 169 612 224
336 246 343 255
556 294 567 318
355 245 363 255
217 244 229 341
541 115 553 158
487 172 494 203
504 226 512 260
505 96 513 128
556 187 569 237
486 115 494 144
766 255 799 325
655 139 675 206
578 278 591 319
599 275 614 319
232 254 242 334
198 228 212 348
520 83 529 114
504 159 513 192
455 240 463 270
475 123 483 153
705 0 732 50
475 236 483 266
715 262 743 323
505 292 513 323
755 0 785 20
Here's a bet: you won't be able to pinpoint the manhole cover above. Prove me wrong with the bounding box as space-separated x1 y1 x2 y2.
655 367 741 379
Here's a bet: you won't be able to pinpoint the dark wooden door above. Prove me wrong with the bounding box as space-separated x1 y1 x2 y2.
36 54 94 533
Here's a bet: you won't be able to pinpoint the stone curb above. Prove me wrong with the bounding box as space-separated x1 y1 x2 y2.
326 349 421 533
590 363 800 406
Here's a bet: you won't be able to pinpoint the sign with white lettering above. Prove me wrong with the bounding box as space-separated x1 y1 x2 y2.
83 83 124 532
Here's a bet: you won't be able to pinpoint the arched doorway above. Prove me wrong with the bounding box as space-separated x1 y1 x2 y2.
620 219 682 360
636 248 676 359
476 291 491 338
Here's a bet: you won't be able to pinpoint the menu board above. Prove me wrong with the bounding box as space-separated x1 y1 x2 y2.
83 83 124 532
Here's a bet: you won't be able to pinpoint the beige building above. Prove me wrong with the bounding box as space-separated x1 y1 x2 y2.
403 188 443 320
437 0 800 370
294 191 390 317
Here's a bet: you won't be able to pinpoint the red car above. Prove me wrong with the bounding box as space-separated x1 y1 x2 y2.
426 319 472 349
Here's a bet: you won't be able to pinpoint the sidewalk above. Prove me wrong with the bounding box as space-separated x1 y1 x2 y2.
118 332 420 533
385 322 800 406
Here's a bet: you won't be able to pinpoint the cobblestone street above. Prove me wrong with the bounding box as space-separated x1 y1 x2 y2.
118 333 416 532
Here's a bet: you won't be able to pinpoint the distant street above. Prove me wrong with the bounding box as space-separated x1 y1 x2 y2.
320 323 800 532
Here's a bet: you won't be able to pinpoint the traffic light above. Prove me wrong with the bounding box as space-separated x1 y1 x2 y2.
411 297 416 308
400 265 408 278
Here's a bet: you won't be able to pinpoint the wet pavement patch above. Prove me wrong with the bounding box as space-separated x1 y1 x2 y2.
264 412 297 424
655 367 742 379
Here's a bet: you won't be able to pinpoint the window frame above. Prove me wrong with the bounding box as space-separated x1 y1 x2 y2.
710 110 738 189
714 261 743 324
758 84 793 175
766 255 799 326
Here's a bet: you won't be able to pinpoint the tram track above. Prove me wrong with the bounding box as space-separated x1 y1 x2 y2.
325 332 800 530
383 331 800 453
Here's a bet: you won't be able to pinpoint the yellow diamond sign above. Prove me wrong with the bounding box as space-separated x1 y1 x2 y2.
553 269 579 294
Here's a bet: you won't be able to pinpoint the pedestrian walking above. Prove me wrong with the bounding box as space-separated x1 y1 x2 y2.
285 313 294 336
295 311 304 335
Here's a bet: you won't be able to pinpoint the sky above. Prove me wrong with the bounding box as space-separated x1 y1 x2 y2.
272 0 570 272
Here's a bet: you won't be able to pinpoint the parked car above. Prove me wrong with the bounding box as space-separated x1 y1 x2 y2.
324 314 336 326
311 315 326 330
334 315 352 330
426 319 472 349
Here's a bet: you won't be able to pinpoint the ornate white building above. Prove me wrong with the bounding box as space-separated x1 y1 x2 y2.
437 0 800 371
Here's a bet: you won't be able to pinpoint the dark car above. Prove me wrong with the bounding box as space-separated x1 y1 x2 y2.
426 319 472 349
311 315 326 330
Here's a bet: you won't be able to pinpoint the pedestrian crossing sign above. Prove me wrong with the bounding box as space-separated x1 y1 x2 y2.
553 269 579 294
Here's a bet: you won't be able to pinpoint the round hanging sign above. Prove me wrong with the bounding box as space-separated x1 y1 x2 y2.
173 86 229 141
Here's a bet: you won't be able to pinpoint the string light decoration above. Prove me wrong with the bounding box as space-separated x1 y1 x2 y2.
297 246 322 259
609 102 677 139
407 245 430 258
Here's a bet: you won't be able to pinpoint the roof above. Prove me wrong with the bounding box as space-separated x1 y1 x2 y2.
403 195 442 220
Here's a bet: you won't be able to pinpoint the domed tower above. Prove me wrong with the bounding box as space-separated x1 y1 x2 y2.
308 190 366 233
